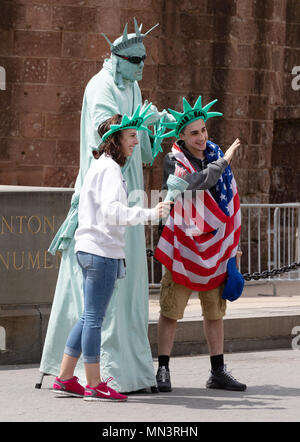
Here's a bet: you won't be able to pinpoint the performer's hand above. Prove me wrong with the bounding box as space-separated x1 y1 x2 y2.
155 201 174 218
141 100 161 126
159 109 176 123
224 138 241 164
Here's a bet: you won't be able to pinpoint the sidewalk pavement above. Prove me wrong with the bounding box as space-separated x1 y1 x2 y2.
1 277 300 423
0 349 300 422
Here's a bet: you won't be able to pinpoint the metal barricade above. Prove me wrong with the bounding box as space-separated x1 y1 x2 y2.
146 203 300 291
241 203 300 279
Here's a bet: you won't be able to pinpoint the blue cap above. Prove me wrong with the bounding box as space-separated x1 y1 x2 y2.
222 257 245 302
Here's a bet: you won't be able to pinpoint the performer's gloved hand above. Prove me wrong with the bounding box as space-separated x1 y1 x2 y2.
141 100 161 125
159 109 175 123
141 100 176 126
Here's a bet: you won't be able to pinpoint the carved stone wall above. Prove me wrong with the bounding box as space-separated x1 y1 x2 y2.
1 0 299 202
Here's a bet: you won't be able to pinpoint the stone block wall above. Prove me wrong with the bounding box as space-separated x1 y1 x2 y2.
0 186 73 364
0 1 299 276
0 0 121 187
145 0 299 206
0 0 299 203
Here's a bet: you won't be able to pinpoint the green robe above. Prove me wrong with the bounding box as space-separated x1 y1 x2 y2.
40 59 156 392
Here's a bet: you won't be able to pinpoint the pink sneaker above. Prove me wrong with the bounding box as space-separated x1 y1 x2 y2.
84 377 128 402
52 376 85 398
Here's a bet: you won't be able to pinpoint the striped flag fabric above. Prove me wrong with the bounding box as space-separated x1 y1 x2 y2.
155 141 241 291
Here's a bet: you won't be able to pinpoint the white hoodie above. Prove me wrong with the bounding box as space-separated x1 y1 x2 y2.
75 154 156 259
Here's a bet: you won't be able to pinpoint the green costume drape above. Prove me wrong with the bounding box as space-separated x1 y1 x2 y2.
40 59 156 391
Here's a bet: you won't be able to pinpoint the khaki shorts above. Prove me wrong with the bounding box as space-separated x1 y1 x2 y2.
160 269 226 321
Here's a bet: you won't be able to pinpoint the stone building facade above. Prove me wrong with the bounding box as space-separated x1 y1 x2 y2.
0 1 300 364
1 0 299 202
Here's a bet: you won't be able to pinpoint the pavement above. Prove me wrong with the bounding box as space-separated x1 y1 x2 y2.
1 276 300 423
0 349 300 423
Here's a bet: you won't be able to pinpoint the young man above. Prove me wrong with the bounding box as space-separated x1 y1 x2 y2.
154 96 246 392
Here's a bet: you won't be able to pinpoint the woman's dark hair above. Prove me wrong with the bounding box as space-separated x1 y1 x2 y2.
96 114 127 167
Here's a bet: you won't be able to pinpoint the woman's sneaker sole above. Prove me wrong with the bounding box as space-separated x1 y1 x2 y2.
84 396 127 402
51 389 84 398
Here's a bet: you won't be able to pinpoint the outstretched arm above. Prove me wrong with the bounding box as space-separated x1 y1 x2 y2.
162 154 229 192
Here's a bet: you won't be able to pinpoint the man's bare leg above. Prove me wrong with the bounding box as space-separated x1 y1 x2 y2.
157 314 177 356
203 318 224 356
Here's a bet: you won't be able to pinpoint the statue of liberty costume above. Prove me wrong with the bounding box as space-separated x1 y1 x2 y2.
39 19 168 392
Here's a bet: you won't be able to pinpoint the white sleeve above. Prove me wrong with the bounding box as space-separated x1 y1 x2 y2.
99 167 157 226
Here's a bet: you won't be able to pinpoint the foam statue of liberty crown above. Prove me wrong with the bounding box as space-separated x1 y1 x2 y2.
102 17 159 55
102 18 175 165
101 102 155 142
160 96 223 139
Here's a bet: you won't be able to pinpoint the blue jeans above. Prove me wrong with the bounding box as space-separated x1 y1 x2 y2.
64 252 118 364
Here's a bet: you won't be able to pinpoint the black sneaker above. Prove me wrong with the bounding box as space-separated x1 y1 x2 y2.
206 365 247 391
156 366 172 392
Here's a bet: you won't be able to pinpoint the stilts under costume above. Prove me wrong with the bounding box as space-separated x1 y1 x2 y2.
40 19 168 392
155 96 242 292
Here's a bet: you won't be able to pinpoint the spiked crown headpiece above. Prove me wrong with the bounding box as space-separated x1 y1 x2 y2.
101 103 154 142
102 18 159 54
160 96 223 138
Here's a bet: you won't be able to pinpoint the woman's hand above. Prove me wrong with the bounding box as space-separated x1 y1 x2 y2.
155 201 174 218
224 138 241 164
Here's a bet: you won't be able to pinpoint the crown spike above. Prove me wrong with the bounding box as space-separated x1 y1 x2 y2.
101 33 113 48
194 96 202 110
122 23 128 42
140 124 152 134
182 97 193 113
143 112 155 123
160 130 177 139
132 104 141 119
134 17 141 37
206 112 223 119
202 99 218 112
143 22 159 37
123 115 131 126
160 121 177 129
140 102 153 118
168 108 184 120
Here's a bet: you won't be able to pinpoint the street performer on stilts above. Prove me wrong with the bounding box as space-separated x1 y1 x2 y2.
39 18 171 393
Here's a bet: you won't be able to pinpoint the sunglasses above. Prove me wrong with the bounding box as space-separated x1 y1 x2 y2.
114 53 147 64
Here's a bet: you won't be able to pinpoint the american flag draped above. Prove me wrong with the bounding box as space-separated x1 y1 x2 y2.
155 141 241 291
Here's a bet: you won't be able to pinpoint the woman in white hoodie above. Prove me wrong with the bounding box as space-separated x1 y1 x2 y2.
52 114 171 402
